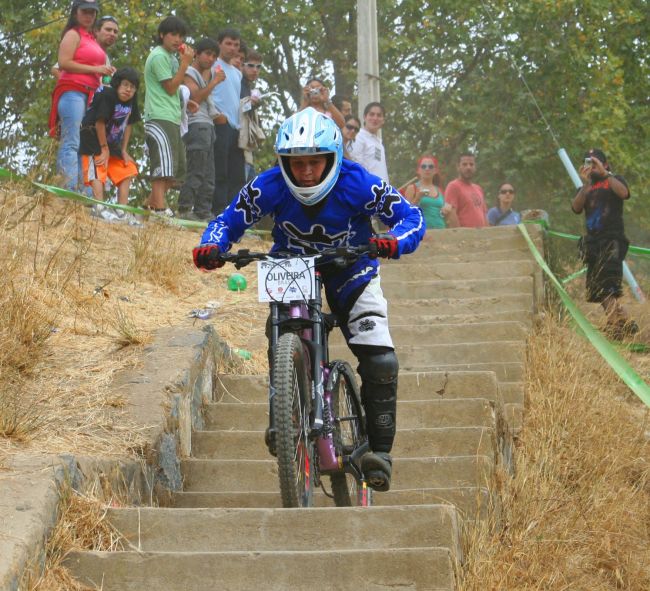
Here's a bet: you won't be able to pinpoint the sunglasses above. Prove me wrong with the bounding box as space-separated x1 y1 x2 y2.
244 63 262 69
98 15 118 25
499 188 515 194
345 124 360 132
420 163 435 170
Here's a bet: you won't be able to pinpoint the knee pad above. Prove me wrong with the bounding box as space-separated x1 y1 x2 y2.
356 349 399 387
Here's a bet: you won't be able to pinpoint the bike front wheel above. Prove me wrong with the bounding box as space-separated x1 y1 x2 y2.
272 333 314 508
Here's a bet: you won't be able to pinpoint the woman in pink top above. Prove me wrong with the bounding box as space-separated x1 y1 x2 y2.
50 0 110 191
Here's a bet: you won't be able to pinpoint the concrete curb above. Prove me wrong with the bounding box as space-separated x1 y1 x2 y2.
0 324 237 590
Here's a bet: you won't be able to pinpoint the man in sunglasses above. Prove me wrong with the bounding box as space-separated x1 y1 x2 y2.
240 49 265 181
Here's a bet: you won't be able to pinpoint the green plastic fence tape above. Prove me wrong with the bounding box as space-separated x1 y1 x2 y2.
561 267 587 284
518 223 650 407
0 166 271 235
523 219 650 259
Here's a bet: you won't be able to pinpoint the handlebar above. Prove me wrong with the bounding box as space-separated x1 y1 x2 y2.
218 244 376 270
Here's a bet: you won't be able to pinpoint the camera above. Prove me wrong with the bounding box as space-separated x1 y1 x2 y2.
309 88 322 97
584 157 593 166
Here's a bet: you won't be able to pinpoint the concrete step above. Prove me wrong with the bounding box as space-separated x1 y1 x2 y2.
380 259 535 281
171 487 490 516
103 505 461 554
408 235 537 258
399 361 524 382
181 455 492 493
331 341 525 369
499 381 525 405
387 310 533 328
215 371 500 404
193 426 495 461
387 293 533 313
331 320 527 348
67 547 456 591
203 398 498 431
397 371 499 401
400 247 534 264
381 275 533 299
242 320 528 353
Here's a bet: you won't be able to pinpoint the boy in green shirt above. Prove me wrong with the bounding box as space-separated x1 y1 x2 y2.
144 16 194 214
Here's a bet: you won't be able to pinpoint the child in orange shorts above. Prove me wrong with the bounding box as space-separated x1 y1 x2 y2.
80 67 141 221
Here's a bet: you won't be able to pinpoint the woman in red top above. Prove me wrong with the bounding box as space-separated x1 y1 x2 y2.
50 0 111 191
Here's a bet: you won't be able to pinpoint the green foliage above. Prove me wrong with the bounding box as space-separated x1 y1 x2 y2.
0 0 647 239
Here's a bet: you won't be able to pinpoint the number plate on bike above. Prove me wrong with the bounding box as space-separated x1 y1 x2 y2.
257 257 316 303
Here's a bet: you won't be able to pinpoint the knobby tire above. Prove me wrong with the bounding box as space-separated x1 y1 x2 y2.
272 333 314 508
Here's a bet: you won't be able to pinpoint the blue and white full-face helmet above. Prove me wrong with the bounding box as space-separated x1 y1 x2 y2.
275 107 343 206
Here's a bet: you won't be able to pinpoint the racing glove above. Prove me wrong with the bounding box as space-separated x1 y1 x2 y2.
193 244 224 270
369 233 398 259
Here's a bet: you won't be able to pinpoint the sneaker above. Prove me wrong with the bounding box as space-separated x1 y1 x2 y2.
361 451 392 492
90 203 119 222
114 209 143 227
145 206 175 218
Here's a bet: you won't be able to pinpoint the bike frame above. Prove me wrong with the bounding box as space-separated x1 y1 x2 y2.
268 270 342 473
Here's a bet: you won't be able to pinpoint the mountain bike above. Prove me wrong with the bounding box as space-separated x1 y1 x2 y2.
218 245 375 508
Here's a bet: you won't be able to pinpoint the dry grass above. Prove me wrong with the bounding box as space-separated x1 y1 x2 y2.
0 182 266 460
461 313 650 590
23 483 126 591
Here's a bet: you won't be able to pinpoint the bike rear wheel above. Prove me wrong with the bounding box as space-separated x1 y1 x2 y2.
272 333 314 508
329 362 370 507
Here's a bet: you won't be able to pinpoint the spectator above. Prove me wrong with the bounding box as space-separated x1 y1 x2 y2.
52 15 119 81
211 28 245 216
143 16 194 215
232 40 247 71
239 48 265 182
299 78 345 129
444 152 487 228
572 149 638 339
80 67 141 224
404 155 449 231
350 102 388 182
342 114 361 160
49 0 112 192
178 38 225 221
332 94 352 117
487 183 522 226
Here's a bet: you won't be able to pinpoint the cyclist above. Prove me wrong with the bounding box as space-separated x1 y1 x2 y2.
193 107 425 491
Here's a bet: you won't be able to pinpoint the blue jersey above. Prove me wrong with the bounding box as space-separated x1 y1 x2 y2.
201 159 425 307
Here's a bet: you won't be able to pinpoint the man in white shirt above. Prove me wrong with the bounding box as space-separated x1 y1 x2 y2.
349 102 388 182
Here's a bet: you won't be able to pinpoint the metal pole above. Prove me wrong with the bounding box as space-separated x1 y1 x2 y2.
356 0 380 118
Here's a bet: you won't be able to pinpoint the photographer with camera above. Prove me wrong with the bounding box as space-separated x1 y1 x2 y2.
299 78 345 129
572 148 638 340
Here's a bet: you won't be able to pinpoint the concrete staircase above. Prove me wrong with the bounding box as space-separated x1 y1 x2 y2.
67 225 542 590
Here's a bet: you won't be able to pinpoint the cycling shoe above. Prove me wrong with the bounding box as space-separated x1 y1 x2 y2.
361 451 392 492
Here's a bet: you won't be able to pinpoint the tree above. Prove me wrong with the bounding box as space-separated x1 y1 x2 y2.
0 0 647 237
